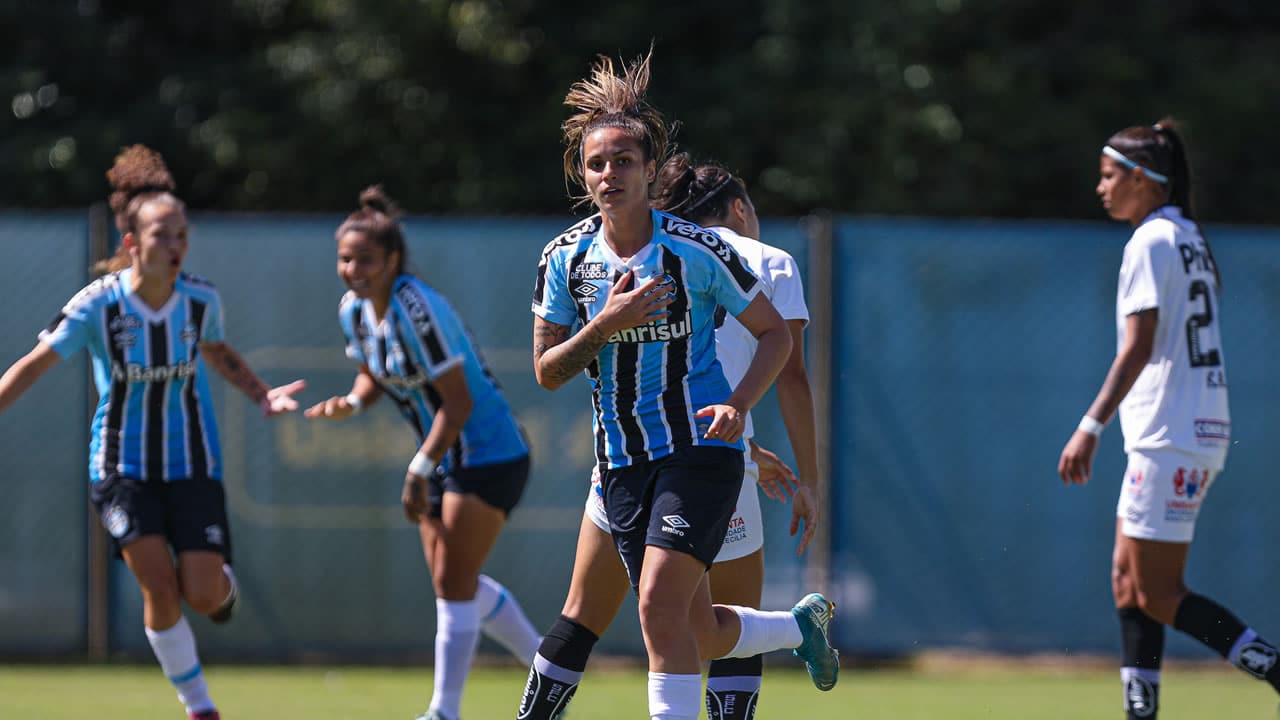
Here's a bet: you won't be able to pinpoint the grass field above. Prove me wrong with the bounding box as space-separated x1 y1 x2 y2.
1 663 1275 719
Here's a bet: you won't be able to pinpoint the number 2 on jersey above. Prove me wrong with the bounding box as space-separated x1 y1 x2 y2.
1186 279 1221 368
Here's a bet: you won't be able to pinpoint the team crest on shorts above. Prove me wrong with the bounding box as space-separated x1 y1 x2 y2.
104 506 130 538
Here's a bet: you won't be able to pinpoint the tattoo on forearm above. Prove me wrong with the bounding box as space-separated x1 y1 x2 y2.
541 324 609 386
533 322 566 361
204 343 269 402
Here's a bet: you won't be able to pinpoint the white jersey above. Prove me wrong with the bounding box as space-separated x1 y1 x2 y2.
708 226 810 440
1115 206 1229 466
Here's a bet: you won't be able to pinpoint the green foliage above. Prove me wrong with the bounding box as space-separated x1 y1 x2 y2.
4 1 1280 221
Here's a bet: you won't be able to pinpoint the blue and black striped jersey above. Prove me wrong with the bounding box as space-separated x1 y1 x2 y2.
340 274 528 473
39 269 224 483
531 210 761 469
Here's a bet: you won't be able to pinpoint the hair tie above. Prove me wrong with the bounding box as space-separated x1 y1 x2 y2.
684 175 735 214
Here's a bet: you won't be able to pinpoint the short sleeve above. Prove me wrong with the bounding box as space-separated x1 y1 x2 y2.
1118 235 1175 317
531 243 577 326
705 237 760 318
200 290 226 343
393 282 464 380
338 295 365 363
764 250 809 324
37 303 92 358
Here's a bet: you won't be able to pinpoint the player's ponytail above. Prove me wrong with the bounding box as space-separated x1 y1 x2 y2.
1154 119 1222 291
653 153 747 227
561 45 672 206
336 184 408 275
96 145 184 275
1107 119 1221 290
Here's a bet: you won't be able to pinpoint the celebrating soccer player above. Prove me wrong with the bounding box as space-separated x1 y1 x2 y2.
521 49 837 720
0 145 306 720
305 186 540 720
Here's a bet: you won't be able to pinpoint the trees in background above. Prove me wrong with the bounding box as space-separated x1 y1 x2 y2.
4 0 1279 221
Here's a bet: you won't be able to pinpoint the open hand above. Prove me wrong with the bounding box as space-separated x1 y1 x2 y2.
261 379 306 417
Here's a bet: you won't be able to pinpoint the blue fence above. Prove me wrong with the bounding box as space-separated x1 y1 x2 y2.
830 217 1280 658
1 211 1276 661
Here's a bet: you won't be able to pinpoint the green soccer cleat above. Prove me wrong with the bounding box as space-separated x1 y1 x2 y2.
414 712 454 720
791 592 840 691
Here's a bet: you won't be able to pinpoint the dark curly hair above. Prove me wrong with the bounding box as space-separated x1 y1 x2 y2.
96 145 185 274
335 185 408 275
652 152 748 226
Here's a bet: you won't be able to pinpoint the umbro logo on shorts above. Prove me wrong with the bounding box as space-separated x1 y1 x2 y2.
661 514 690 537
205 524 225 546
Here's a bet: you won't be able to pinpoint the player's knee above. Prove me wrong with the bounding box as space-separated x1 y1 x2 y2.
1133 583 1185 625
136 572 182 610
561 597 613 638
638 594 689 645
1111 563 1136 606
433 574 479 601
181 581 224 615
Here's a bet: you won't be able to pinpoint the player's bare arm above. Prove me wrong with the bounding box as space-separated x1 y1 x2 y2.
1058 309 1157 484
775 318 821 555
199 341 305 416
699 294 790 443
1086 309 1158 423
401 364 474 521
0 342 61 414
304 364 382 420
534 271 671 390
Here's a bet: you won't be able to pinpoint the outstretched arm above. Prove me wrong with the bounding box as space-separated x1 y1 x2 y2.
0 342 61 414
304 365 382 420
199 341 305 416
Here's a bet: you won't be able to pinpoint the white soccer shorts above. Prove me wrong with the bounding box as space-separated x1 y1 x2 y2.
1117 449 1222 543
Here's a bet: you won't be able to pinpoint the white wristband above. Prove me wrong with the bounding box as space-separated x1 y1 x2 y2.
1077 415 1105 436
408 451 436 479
344 393 363 414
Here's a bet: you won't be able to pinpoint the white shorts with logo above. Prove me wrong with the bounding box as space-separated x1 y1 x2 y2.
1117 449 1222 543
586 448 764 563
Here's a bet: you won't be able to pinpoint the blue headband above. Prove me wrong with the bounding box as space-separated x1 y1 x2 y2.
1102 146 1169 184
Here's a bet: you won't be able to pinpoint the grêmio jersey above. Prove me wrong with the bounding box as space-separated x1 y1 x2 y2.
532 210 761 470
39 269 225 483
340 274 528 473
1116 205 1230 466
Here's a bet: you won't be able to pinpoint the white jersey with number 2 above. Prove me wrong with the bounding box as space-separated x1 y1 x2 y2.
1116 205 1229 466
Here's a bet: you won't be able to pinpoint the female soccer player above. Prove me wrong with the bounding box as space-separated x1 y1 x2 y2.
0 145 305 720
517 154 822 720
305 186 540 720
1058 119 1280 719
523 51 836 720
